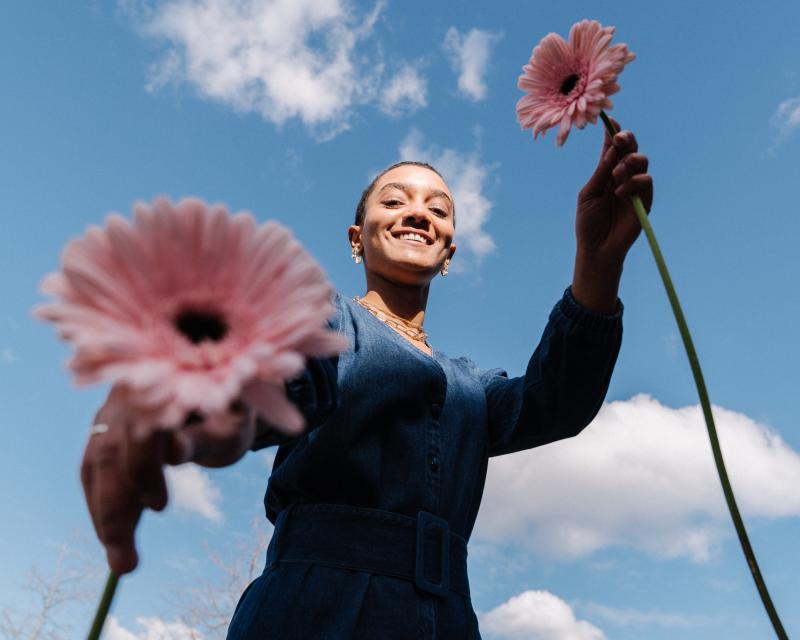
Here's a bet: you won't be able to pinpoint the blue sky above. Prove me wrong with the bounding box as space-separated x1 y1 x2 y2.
2 1 799 638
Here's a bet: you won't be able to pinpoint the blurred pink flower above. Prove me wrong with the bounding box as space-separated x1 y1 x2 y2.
36 197 347 435
516 19 635 146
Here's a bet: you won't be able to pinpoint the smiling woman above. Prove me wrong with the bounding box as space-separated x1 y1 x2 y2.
80 141 652 639
347 162 457 355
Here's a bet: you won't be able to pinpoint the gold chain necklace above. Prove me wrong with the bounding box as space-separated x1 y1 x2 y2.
354 296 429 345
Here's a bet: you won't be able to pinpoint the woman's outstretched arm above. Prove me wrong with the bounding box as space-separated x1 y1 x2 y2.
484 122 652 456
483 287 622 457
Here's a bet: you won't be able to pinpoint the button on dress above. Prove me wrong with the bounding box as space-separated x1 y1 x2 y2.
227 288 623 639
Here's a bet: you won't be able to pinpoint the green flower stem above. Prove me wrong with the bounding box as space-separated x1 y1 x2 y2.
86 505 143 637
87 571 119 640
599 111 787 640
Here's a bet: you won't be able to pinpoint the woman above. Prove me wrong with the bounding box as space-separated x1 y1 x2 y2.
81 124 652 639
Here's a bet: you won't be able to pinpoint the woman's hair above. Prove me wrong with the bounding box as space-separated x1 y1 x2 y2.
354 161 454 227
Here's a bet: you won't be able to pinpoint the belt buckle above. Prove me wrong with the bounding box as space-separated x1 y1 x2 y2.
415 511 450 597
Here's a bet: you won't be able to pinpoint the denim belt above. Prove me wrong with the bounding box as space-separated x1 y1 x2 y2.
266 503 470 598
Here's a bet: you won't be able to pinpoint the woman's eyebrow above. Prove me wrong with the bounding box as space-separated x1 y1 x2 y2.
377 182 453 207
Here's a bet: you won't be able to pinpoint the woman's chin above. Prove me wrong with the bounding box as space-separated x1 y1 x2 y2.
371 261 439 287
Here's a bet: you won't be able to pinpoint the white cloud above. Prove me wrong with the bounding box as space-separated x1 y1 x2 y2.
105 617 139 640
123 0 431 137
165 463 223 523
1 347 19 364
398 129 496 261
475 394 800 563
443 27 500 101
482 590 605 640
105 615 205 640
379 65 427 117
769 96 800 152
581 602 711 629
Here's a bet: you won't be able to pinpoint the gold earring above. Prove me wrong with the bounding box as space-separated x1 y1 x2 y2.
352 245 362 264
440 261 449 277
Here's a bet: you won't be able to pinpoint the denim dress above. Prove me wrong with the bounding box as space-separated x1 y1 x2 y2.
227 287 623 639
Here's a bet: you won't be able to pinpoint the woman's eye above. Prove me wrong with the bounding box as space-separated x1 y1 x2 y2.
431 208 447 217
383 200 402 207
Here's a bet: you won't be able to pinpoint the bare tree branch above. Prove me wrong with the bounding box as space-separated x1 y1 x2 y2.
172 518 271 640
0 534 102 640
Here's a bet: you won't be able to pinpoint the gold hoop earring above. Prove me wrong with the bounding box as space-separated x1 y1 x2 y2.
352 246 362 264
440 261 449 277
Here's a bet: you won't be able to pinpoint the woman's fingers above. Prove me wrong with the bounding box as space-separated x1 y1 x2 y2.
612 153 648 186
614 174 654 212
82 400 172 574
581 129 639 200
614 129 638 155
596 116 620 162
174 405 254 468
123 430 170 512
80 441 100 534
82 391 253 573
89 427 143 574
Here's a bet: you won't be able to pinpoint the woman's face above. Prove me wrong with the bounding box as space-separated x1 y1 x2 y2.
350 165 456 286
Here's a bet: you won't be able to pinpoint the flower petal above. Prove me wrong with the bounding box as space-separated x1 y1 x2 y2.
35 198 346 434
516 20 635 146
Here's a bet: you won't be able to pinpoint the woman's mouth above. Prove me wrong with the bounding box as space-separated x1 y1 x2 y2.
391 231 433 245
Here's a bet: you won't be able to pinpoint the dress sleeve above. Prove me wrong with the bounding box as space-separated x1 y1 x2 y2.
249 293 344 451
249 355 339 450
482 286 623 457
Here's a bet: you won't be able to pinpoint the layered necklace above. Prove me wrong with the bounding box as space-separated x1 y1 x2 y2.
355 296 429 346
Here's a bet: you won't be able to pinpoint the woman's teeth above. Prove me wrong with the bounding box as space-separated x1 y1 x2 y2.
397 233 427 244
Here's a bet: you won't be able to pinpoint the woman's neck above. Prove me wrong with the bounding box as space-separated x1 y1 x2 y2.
361 272 429 327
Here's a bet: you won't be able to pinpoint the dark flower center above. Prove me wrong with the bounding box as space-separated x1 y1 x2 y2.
174 309 228 344
559 73 580 95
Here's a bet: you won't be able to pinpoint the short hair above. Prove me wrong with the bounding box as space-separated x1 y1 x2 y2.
353 161 454 228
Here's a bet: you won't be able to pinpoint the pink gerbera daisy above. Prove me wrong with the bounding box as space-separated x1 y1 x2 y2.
516 19 635 146
36 197 348 435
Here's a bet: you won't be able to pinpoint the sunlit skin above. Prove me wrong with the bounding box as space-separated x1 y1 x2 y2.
80 121 652 575
349 120 652 353
348 165 457 356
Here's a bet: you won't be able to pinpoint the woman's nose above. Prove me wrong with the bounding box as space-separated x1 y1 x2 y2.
403 206 430 226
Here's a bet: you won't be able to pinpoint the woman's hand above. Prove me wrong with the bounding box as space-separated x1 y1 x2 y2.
571 119 654 313
80 387 255 574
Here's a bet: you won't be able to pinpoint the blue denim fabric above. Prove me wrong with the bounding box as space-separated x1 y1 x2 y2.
227 287 622 639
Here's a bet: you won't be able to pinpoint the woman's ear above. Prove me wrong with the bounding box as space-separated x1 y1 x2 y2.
348 225 364 264
348 225 361 249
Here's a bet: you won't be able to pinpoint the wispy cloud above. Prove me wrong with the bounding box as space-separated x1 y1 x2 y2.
443 27 501 102
581 602 712 629
769 96 800 153
1 347 19 364
105 615 204 639
476 394 800 563
165 464 223 523
379 65 427 117
123 0 432 138
398 129 496 262
481 590 605 640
